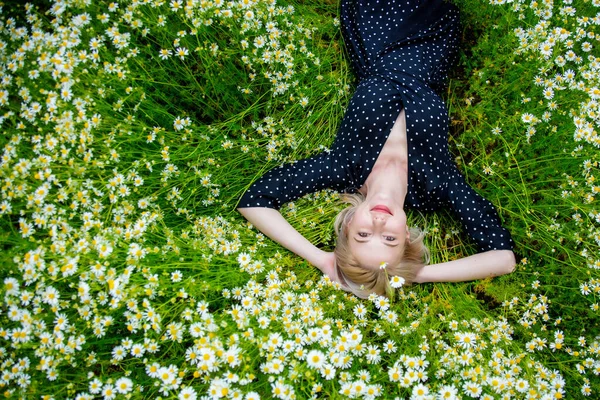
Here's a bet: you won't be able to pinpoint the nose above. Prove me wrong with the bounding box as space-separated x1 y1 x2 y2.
372 214 386 225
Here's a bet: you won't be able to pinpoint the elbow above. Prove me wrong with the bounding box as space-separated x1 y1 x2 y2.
501 250 516 276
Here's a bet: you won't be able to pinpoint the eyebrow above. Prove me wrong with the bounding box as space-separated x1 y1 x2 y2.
353 237 399 247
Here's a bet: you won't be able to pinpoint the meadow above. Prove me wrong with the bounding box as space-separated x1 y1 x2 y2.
0 0 599 398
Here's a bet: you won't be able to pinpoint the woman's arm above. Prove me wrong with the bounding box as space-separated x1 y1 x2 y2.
413 250 516 283
237 207 337 279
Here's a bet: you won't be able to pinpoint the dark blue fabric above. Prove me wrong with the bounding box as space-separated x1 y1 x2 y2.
238 0 514 252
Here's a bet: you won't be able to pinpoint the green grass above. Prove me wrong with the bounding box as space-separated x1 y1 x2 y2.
0 0 599 398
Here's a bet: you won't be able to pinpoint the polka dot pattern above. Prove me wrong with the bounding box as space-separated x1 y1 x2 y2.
239 0 514 252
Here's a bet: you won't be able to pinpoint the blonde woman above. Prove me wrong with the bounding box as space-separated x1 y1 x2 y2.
237 0 516 298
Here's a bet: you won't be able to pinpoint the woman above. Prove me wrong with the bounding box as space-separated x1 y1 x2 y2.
237 0 516 298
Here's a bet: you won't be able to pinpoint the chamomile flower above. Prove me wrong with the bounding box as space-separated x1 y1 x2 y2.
306 349 326 369
170 270 183 282
114 377 133 394
390 275 405 288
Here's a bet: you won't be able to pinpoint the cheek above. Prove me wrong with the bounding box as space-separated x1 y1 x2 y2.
396 214 408 229
389 218 406 232
348 212 367 229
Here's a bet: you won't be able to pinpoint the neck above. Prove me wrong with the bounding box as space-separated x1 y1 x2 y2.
361 159 408 207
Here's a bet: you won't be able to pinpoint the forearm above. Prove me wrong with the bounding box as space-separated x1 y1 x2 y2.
237 207 329 272
413 250 516 283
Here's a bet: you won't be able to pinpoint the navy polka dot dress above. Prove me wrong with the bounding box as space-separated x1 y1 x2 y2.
239 0 514 252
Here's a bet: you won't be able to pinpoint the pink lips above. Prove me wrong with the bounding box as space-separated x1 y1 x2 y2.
371 205 392 215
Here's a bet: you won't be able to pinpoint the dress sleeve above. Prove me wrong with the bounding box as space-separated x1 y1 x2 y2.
446 168 514 252
237 151 348 210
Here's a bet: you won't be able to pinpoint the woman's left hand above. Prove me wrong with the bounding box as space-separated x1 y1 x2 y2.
316 251 338 282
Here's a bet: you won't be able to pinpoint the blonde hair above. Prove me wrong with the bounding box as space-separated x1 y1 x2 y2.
333 193 430 299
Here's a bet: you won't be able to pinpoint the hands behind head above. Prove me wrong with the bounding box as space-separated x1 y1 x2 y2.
317 251 339 284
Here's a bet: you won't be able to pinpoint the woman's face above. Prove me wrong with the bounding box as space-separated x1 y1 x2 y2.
346 199 408 271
